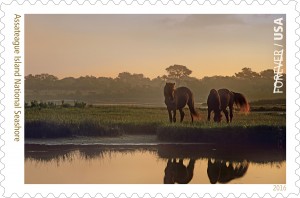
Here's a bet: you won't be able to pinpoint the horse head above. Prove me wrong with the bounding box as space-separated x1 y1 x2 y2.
207 158 221 184
213 110 222 123
164 159 176 184
164 83 176 105
207 89 223 123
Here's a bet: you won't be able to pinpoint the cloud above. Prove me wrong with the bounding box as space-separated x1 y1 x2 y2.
183 15 245 27
158 14 285 30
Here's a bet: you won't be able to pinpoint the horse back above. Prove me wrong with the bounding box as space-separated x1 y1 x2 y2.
175 87 192 96
174 87 193 108
218 89 234 109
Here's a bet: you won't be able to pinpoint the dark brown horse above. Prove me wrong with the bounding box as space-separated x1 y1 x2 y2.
164 158 195 184
164 83 199 123
207 88 250 123
207 159 249 184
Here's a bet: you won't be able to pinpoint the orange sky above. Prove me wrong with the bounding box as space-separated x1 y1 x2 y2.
25 14 285 79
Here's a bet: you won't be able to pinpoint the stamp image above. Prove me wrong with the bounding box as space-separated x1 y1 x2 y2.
0 0 299 197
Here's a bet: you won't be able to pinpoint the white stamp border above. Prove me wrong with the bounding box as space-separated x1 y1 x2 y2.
0 0 299 197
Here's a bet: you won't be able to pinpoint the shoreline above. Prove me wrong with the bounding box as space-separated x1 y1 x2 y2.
25 134 286 164
25 135 160 146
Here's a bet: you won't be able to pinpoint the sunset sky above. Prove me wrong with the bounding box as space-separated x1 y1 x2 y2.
25 14 285 79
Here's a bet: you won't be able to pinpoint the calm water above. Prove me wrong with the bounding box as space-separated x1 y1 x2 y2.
25 144 285 184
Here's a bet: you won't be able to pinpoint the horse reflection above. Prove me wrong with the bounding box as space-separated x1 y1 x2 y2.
207 159 249 184
164 159 195 184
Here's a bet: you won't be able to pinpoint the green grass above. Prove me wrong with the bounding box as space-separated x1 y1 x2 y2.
25 105 286 145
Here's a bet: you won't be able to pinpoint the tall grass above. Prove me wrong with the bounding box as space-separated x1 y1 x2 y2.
25 106 286 140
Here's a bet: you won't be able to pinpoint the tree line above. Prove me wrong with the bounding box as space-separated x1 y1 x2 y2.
25 65 286 104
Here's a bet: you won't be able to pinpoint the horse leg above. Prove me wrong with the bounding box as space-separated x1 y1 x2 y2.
179 159 184 165
179 108 185 122
223 109 229 123
167 109 172 123
207 108 212 121
229 105 233 122
173 110 177 123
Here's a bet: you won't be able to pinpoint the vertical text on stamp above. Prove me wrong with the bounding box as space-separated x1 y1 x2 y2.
273 17 284 94
13 14 21 142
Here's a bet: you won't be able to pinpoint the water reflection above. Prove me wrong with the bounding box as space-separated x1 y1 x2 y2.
207 159 249 184
164 159 195 184
25 144 285 184
162 158 250 184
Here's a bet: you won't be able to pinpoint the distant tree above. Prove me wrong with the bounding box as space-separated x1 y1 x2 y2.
25 73 58 90
117 72 150 87
117 72 132 82
151 76 165 87
25 66 286 104
58 77 76 89
25 73 58 82
161 75 168 81
35 73 58 81
25 74 35 81
165 64 192 85
235 67 260 79
260 69 274 79
75 75 98 90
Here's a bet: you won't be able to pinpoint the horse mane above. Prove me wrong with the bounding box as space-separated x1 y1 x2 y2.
164 83 175 106
232 92 250 113
164 83 175 97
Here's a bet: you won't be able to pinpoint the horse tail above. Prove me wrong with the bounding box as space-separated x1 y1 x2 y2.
232 92 250 113
187 95 200 119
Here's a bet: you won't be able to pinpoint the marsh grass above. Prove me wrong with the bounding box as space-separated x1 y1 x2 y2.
25 143 285 164
25 106 286 142
157 124 285 145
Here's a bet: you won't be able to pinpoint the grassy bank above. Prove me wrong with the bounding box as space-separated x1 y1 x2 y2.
25 106 286 144
26 106 165 138
157 125 285 147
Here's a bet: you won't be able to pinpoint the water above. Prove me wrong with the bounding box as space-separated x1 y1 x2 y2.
25 144 285 184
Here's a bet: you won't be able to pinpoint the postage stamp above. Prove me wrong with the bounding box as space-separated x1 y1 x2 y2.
0 0 299 197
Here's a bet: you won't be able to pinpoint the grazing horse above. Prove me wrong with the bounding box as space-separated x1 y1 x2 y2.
164 83 199 123
207 88 250 123
164 158 196 184
207 159 249 184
